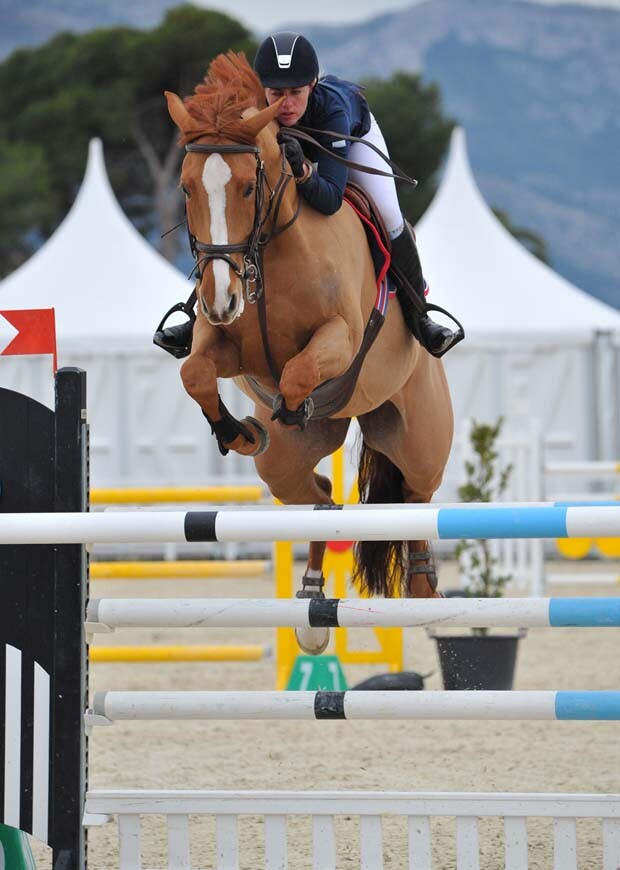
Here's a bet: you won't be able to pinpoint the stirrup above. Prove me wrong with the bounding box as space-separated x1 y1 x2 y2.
419 303 465 358
153 302 196 359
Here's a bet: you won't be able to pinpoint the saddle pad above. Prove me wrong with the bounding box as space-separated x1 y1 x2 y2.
344 183 391 285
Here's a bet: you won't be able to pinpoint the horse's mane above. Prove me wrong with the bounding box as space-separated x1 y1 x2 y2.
180 51 267 145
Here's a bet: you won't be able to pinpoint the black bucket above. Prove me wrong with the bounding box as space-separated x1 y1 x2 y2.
433 633 524 690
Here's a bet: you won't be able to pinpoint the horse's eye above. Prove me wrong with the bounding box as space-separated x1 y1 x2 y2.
243 183 255 198
181 184 191 198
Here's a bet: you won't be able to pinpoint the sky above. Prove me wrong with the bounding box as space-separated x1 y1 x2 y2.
195 0 620 31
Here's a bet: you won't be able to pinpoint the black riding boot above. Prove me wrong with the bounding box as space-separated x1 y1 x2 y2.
389 223 456 357
153 317 194 359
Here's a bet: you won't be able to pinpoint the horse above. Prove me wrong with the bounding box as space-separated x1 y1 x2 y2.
165 52 454 653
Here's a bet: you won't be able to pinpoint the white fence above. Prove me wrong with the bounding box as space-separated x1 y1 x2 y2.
84 789 620 870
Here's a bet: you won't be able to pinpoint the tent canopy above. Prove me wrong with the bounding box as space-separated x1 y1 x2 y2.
416 128 620 337
0 139 191 352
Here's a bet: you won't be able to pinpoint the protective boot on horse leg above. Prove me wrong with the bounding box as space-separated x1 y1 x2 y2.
407 539 442 598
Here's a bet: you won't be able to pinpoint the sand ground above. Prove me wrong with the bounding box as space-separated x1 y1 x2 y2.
29 559 620 869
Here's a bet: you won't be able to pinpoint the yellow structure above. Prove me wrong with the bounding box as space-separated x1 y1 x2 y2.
275 447 403 689
90 645 266 663
91 559 268 580
90 485 264 504
556 536 620 560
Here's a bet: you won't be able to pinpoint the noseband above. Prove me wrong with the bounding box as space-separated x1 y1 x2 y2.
184 140 299 305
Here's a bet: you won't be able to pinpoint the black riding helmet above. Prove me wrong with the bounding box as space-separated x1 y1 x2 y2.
254 32 319 88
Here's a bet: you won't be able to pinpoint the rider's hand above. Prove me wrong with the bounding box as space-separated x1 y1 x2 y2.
277 132 306 178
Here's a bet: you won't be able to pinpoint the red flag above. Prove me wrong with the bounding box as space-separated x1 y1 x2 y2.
0 309 57 371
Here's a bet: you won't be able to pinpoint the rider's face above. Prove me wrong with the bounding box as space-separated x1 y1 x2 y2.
265 84 313 126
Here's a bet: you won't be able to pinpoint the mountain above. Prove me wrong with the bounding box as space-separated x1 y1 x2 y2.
1 0 618 309
303 0 620 309
0 1 176 57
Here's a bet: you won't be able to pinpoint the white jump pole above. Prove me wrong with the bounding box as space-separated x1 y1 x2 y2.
86 597 620 631
89 690 620 723
1 504 620 544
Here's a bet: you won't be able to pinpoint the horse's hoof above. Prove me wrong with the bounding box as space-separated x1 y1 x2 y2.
295 626 330 656
240 417 270 456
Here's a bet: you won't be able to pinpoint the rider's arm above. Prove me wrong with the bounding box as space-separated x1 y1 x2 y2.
297 109 350 216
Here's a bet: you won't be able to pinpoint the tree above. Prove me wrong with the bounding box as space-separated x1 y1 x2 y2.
0 139 58 273
0 5 256 276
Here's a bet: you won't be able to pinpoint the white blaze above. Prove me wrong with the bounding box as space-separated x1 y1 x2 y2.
202 153 233 312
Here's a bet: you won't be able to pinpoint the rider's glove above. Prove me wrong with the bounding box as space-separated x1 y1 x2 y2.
277 132 306 178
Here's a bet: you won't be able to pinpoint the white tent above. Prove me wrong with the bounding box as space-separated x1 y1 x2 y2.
416 128 620 338
413 127 620 463
0 138 192 355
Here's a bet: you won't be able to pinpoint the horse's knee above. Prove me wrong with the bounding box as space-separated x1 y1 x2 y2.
180 355 212 401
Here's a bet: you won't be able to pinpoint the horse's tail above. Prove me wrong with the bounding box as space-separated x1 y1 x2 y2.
353 441 406 597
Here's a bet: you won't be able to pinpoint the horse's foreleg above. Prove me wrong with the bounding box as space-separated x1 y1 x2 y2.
276 315 355 416
181 322 269 458
252 407 350 654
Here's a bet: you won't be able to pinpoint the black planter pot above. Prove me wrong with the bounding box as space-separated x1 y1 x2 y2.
431 632 526 690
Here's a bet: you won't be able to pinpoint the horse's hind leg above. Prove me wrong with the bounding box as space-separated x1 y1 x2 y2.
357 354 453 598
398 358 453 597
252 407 351 653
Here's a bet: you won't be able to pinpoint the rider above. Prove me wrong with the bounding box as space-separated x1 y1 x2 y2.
154 32 460 359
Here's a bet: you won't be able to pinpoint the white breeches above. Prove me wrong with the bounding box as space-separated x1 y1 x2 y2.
348 112 404 238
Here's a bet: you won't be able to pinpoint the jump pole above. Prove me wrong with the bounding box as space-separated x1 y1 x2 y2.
88 690 620 723
86 596 620 631
90 559 269 580
1 503 619 544
89 644 268 663
90 485 264 504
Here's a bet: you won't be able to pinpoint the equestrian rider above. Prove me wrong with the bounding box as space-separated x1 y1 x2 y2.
154 32 460 359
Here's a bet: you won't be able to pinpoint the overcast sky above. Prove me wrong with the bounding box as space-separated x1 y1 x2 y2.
196 0 620 31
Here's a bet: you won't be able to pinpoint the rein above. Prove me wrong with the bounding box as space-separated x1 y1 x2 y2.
285 125 418 186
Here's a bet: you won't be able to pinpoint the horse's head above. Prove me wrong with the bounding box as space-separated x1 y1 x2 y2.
166 56 285 326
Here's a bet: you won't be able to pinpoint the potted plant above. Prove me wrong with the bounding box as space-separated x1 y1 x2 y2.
429 418 526 690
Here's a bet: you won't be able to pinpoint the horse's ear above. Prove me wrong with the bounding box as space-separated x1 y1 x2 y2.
165 91 201 136
239 98 284 139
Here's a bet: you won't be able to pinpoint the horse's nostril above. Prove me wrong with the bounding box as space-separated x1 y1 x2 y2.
227 294 237 313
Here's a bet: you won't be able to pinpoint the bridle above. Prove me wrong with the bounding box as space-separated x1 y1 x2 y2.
184 140 300 306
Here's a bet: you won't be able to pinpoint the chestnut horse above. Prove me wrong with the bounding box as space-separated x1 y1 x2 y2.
165 53 453 652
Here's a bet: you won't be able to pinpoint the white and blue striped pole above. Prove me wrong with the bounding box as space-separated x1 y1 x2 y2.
1 503 620 544
87 597 620 630
89 690 620 723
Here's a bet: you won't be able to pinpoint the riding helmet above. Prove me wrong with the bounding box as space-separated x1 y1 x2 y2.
254 32 319 88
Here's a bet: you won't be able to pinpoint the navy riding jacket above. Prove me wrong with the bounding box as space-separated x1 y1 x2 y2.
293 75 371 215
